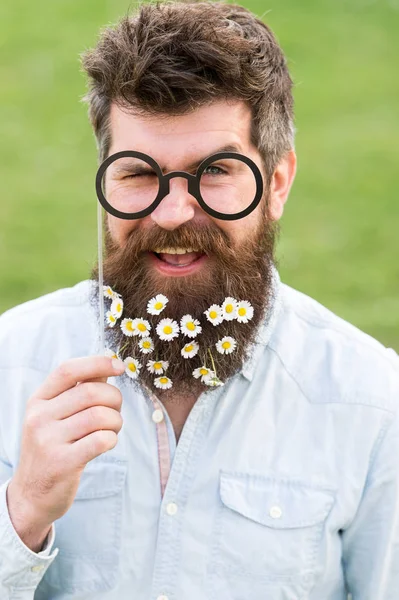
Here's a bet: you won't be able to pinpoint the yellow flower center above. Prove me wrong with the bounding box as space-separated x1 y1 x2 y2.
222 341 231 349
238 307 246 316
138 323 147 332
116 303 122 313
143 341 151 348
226 304 233 313
154 302 163 310
185 344 194 353
154 362 162 370
111 353 117 359
163 325 173 334
110 315 116 322
128 363 137 372
126 321 134 331
187 322 196 331
200 368 208 376
209 310 218 319
159 377 169 385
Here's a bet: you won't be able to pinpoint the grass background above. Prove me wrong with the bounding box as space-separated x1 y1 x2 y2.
1 0 398 350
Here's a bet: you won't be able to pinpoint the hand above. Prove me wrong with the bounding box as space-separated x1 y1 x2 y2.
7 355 126 546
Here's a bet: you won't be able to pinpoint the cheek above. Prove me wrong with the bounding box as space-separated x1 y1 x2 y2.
107 216 137 246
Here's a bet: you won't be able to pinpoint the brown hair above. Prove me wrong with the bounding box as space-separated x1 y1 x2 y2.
80 1 294 179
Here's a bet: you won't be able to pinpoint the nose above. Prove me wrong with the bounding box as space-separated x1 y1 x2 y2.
150 176 196 230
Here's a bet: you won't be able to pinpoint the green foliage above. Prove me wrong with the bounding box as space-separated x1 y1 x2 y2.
1 0 398 349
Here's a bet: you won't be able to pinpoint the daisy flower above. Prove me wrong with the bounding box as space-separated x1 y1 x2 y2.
204 304 224 326
216 336 237 355
134 318 152 338
181 341 199 359
147 294 168 316
121 318 136 337
156 318 180 341
147 360 169 375
154 376 173 390
106 311 118 328
123 357 142 380
236 300 254 323
103 285 117 300
204 374 225 387
180 315 202 338
193 366 215 382
104 348 119 360
110 296 124 319
139 337 154 354
221 297 238 321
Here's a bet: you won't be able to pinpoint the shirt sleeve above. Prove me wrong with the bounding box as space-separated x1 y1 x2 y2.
0 471 59 598
342 409 399 599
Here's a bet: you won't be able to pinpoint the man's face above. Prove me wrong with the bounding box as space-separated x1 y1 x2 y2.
91 100 294 397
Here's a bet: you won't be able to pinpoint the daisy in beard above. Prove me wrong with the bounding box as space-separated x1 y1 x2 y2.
106 311 118 327
135 318 152 338
204 304 223 326
216 336 237 355
124 357 142 379
221 297 238 321
103 286 116 300
121 318 136 337
154 376 173 390
110 296 124 319
139 337 154 354
156 318 180 341
180 315 202 338
181 341 199 359
104 348 119 360
193 366 215 382
147 294 168 316
147 360 169 375
204 374 225 387
236 300 254 323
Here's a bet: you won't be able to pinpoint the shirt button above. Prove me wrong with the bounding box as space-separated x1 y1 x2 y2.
152 409 164 423
166 502 178 516
31 565 44 572
269 505 282 519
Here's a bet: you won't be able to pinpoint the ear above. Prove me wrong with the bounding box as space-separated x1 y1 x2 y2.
268 149 297 221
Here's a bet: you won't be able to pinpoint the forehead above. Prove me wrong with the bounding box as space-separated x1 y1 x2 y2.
108 100 254 168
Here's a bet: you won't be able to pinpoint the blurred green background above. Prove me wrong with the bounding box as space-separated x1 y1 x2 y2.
1 0 398 349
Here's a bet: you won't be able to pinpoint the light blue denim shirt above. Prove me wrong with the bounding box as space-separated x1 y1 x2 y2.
0 267 398 600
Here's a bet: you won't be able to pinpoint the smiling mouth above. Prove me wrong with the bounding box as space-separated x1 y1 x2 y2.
150 249 206 267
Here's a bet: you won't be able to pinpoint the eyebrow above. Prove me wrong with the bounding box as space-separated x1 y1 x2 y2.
183 143 243 173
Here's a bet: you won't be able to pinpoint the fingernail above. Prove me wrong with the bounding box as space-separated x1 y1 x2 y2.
112 358 126 372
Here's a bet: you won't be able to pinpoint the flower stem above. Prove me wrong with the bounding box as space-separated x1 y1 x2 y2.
207 348 217 375
118 341 129 357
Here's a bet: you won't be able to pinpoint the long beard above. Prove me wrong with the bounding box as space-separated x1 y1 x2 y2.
89 205 280 398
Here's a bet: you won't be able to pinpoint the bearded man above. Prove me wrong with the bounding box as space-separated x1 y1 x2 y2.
0 2 398 599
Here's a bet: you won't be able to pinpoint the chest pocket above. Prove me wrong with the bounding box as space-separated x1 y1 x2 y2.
208 471 335 600
40 458 128 596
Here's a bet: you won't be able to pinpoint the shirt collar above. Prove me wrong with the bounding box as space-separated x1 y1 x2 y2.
240 264 282 382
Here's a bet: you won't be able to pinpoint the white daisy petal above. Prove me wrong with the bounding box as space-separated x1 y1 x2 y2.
221 297 238 321
181 341 199 359
110 296 124 318
134 318 152 338
192 366 215 382
216 336 237 355
147 360 169 374
204 374 225 387
147 294 169 316
236 300 254 323
106 311 118 328
123 357 142 380
121 318 136 337
156 318 180 341
180 315 202 338
139 337 154 354
103 286 115 299
154 376 173 390
204 304 224 326
104 348 119 359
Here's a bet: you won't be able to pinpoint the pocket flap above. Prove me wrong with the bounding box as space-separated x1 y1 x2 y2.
220 471 334 529
75 459 128 499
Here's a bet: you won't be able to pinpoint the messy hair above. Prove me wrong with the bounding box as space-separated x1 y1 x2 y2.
80 1 294 179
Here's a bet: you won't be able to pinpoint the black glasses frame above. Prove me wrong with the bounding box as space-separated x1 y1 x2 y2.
95 150 263 221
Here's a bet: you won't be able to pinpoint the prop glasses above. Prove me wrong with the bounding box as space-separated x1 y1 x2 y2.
95 150 264 221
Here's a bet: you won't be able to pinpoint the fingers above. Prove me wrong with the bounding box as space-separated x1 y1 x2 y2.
57 405 123 444
47 381 123 421
32 356 126 401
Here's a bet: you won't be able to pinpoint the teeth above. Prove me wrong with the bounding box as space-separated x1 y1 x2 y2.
153 247 197 255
